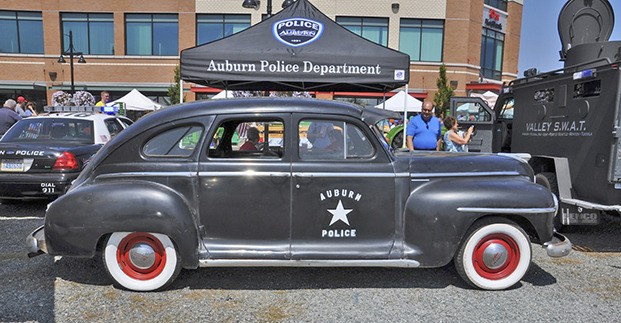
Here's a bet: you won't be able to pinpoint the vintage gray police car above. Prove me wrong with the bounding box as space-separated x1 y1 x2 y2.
27 98 571 291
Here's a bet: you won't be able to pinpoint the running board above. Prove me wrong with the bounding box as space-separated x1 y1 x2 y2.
198 259 421 268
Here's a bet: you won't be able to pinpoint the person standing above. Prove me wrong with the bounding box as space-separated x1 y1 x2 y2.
406 101 442 151
95 91 111 107
443 115 474 152
0 99 23 136
15 96 27 117
25 101 38 117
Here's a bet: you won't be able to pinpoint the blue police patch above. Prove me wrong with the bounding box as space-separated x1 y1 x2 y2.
273 18 324 47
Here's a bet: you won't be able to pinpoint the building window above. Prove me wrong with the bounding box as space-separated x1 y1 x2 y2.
0 11 43 54
480 28 504 80
399 19 443 62
336 17 388 46
484 0 508 11
196 14 250 45
61 13 114 55
126 14 178 56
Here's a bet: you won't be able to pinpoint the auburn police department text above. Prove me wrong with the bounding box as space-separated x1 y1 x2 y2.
206 59 382 76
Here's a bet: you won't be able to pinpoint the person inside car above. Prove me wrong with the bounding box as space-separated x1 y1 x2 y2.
239 127 260 151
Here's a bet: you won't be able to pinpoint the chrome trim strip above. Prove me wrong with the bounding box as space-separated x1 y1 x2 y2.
198 259 420 268
457 207 557 214
96 172 195 179
411 171 520 178
292 172 399 178
199 171 290 177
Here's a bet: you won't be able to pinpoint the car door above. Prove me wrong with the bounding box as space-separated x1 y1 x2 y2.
291 115 396 259
197 114 292 259
450 97 495 152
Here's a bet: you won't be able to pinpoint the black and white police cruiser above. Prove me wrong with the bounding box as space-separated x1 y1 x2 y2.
27 98 571 291
0 106 132 200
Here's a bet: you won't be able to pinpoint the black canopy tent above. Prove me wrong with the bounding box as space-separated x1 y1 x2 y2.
180 0 410 92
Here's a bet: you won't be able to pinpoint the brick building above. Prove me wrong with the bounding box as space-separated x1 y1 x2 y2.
0 0 522 108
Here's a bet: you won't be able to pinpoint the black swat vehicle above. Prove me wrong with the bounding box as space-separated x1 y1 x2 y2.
453 0 621 229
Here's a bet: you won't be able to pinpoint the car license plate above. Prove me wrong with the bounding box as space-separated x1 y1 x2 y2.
1 159 24 172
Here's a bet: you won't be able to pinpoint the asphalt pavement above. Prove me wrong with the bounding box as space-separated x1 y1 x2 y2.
1 201 620 322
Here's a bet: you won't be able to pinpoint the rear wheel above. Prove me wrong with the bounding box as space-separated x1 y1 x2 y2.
103 232 181 292
535 172 562 231
455 218 532 290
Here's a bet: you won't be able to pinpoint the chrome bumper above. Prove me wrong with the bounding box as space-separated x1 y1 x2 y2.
543 231 572 257
26 225 47 258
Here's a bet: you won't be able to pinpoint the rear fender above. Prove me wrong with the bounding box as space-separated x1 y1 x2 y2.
45 181 199 268
404 176 555 266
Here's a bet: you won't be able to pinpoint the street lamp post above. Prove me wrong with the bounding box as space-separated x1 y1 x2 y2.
242 0 295 17
57 30 86 94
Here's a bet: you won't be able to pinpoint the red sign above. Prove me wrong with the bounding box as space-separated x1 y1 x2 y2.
489 8 500 21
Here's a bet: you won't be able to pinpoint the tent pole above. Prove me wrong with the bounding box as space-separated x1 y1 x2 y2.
402 84 408 149
179 79 184 104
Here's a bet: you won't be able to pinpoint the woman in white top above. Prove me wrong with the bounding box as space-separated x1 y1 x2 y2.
443 115 474 152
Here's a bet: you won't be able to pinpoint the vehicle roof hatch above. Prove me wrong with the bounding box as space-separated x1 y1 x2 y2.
558 0 615 60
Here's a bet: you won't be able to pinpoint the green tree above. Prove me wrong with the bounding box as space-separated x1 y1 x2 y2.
433 64 453 118
167 65 184 105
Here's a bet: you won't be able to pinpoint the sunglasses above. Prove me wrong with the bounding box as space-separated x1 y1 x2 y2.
422 109 433 112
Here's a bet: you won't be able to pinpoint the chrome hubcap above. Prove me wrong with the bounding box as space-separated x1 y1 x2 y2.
128 243 156 269
482 242 508 269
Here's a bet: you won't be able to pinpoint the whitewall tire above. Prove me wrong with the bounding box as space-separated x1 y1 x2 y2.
455 220 532 290
103 232 181 292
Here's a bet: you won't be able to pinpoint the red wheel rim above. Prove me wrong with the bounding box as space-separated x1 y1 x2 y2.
472 233 520 280
116 233 167 280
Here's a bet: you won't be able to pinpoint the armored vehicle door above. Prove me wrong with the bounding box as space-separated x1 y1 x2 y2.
450 97 495 152
492 93 515 153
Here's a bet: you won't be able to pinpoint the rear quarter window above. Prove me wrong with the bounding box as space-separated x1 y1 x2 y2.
143 126 204 157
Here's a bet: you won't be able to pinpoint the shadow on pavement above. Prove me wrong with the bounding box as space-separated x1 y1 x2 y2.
562 216 621 252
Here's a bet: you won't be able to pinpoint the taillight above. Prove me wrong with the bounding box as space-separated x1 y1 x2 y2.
53 152 79 170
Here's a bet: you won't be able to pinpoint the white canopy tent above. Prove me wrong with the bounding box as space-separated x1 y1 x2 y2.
111 89 163 111
469 90 498 108
375 90 422 112
212 90 235 99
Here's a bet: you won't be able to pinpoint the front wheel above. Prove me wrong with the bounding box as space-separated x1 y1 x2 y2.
103 232 181 292
455 219 532 290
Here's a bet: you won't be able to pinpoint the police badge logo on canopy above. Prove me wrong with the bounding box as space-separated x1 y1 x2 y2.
273 18 324 47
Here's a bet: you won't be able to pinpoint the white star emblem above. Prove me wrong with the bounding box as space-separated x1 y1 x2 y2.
328 200 353 226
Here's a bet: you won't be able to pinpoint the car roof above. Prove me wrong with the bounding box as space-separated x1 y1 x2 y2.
34 112 122 121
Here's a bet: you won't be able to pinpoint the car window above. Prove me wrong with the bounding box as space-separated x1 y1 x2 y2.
208 119 284 159
498 97 514 120
143 125 204 157
2 118 94 144
455 102 493 122
105 119 125 137
300 119 374 160
118 117 134 128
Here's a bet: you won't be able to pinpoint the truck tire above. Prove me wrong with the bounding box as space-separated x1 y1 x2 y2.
454 218 532 290
535 172 563 231
103 232 181 292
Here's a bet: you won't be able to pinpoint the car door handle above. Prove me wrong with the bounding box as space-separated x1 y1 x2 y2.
293 173 313 185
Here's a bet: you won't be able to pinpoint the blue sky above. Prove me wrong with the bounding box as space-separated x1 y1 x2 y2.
518 0 621 76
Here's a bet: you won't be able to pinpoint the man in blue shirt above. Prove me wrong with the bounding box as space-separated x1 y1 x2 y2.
406 101 442 151
0 99 22 136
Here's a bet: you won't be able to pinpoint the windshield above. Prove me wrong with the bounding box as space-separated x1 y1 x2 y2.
1 118 95 144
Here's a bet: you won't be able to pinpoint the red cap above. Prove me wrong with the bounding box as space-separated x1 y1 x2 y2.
17 96 26 103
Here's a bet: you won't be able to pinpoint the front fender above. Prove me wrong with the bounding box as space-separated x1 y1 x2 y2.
45 180 199 268
404 176 555 267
